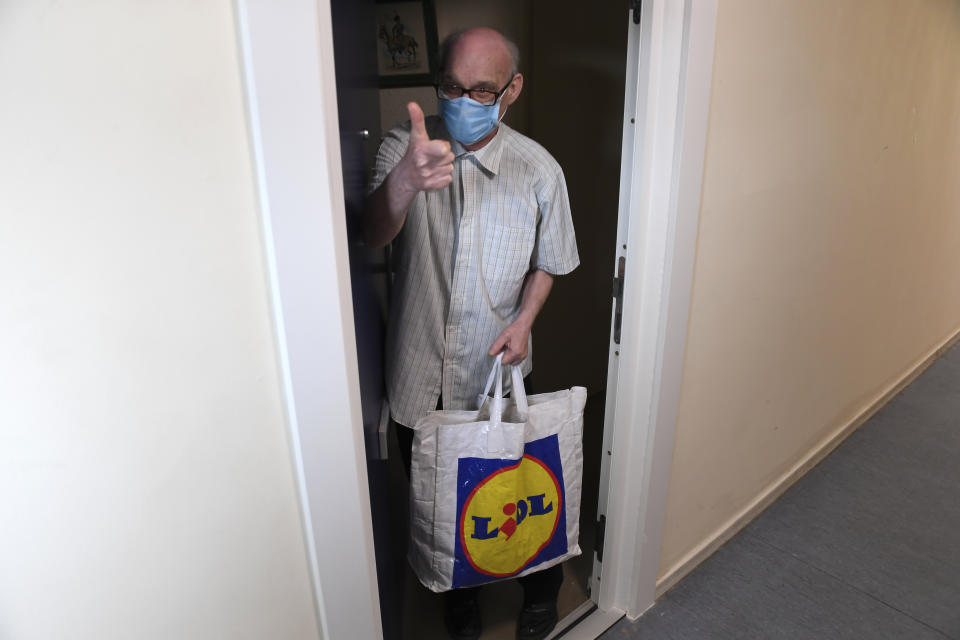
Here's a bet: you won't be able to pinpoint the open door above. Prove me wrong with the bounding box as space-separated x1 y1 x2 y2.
589 3 644 609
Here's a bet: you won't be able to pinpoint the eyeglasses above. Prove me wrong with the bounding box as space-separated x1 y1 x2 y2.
435 76 515 106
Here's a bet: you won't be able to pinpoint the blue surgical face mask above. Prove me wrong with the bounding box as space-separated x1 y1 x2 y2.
438 95 504 145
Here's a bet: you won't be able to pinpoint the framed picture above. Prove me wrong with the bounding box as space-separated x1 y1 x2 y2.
374 0 438 88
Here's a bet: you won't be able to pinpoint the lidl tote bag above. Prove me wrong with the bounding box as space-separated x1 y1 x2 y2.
408 354 587 592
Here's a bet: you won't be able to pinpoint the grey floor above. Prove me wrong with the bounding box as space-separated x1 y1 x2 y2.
602 342 960 640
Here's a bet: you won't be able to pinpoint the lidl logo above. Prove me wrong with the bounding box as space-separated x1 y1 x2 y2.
452 435 567 588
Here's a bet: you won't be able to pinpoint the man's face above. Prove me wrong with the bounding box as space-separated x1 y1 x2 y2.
442 32 521 120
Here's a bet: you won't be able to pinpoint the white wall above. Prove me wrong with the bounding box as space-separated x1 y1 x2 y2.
0 2 321 638
659 0 960 584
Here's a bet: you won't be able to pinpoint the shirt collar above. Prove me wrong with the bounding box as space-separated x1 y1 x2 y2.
447 123 507 176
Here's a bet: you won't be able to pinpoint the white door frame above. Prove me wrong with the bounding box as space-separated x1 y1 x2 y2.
234 1 382 638
234 0 717 635
597 0 718 619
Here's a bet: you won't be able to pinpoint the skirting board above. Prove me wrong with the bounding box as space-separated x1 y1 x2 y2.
653 324 960 599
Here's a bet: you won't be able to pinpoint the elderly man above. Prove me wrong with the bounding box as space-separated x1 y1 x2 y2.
366 26 579 640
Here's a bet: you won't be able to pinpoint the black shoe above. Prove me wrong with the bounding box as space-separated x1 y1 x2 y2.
516 601 558 640
443 591 481 640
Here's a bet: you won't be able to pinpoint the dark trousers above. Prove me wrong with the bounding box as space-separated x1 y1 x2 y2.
394 374 564 607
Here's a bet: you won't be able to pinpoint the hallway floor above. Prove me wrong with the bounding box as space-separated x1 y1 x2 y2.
601 341 960 639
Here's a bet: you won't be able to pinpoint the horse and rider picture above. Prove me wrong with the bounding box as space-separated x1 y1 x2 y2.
375 0 437 86
379 18 419 70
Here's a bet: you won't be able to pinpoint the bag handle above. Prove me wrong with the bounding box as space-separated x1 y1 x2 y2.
480 353 502 409
478 353 529 416
510 365 528 415
478 354 529 454
484 354 505 453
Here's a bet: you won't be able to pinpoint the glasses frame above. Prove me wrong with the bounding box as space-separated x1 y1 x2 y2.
435 75 516 106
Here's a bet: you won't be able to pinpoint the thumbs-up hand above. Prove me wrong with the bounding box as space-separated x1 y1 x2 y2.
397 102 454 193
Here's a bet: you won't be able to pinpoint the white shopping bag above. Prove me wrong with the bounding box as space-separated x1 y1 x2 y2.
408 354 587 592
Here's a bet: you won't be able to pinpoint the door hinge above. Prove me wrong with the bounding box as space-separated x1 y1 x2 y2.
612 256 626 345
629 0 641 24
595 514 607 562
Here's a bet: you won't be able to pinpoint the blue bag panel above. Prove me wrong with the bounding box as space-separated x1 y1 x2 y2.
451 434 568 589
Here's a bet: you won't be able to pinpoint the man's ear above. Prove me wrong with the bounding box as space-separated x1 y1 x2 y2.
504 73 524 106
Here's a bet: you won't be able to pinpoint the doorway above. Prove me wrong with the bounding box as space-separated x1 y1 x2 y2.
353 1 628 638
235 0 718 636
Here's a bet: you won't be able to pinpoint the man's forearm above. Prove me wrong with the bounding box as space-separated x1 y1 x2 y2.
487 269 554 364
364 169 417 248
515 269 555 331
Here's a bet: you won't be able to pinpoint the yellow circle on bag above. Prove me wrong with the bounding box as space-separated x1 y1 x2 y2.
458 454 562 576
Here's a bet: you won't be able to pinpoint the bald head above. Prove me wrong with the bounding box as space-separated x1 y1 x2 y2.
438 27 520 81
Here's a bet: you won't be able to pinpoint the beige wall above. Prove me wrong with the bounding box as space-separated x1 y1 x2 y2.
0 2 321 638
660 0 960 580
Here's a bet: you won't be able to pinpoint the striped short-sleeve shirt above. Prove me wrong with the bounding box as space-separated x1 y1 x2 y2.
369 117 579 428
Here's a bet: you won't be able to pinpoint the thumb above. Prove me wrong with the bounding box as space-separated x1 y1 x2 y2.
407 102 428 143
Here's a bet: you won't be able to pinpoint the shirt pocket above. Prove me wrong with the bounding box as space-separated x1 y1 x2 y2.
479 224 535 314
